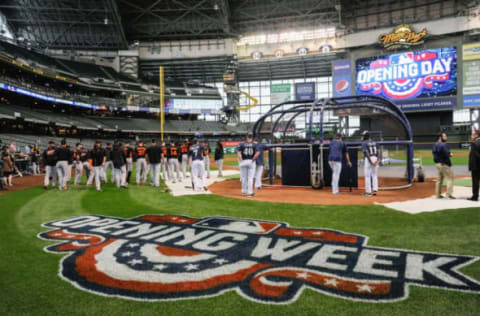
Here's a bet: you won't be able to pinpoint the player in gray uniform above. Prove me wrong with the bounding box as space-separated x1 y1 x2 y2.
328 133 352 194
55 139 72 190
135 141 148 185
42 141 57 189
238 133 260 197
103 143 114 183
188 138 207 191
253 138 266 190
362 131 381 196
167 141 182 183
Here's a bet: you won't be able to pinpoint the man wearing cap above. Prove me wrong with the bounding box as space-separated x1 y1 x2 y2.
55 139 72 190
468 129 480 201
103 143 114 184
87 140 107 192
253 138 267 190
362 131 381 196
328 133 352 194
135 140 148 185
146 139 163 187
188 138 207 191
180 138 190 179
238 133 260 197
43 141 57 189
433 132 455 199
110 140 128 189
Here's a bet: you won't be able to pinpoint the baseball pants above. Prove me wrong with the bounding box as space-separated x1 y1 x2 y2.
103 161 114 183
204 156 210 178
44 165 57 187
32 162 39 175
364 156 379 194
74 161 90 184
161 158 168 180
150 163 161 187
114 165 127 188
435 163 454 197
216 159 224 177
136 158 148 184
191 160 206 191
239 159 255 195
328 161 342 194
87 166 103 191
181 154 189 178
168 158 181 182
66 164 72 183
254 163 264 189
56 160 69 190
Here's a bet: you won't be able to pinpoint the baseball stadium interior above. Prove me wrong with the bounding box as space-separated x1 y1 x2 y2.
1 1 480 315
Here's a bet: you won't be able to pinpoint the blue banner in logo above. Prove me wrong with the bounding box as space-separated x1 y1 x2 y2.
332 60 352 97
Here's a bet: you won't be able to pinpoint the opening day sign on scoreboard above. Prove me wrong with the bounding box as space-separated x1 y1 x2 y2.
355 47 457 112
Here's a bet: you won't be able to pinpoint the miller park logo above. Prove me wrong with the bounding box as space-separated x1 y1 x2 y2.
378 24 427 50
39 215 480 304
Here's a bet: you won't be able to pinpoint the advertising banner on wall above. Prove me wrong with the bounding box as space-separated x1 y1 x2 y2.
355 46 457 111
332 59 352 97
463 43 480 108
270 83 291 104
295 82 315 100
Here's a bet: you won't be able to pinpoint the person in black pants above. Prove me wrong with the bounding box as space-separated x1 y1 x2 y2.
468 129 480 201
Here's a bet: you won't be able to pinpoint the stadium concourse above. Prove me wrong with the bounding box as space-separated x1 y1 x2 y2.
1 1 480 316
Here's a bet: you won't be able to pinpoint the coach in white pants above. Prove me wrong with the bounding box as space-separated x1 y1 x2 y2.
327 133 352 194
238 133 260 196
362 131 380 196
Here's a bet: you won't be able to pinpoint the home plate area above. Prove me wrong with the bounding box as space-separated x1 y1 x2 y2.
165 170 240 196
379 186 479 214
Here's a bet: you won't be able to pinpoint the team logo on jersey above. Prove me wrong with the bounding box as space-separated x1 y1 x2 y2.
357 48 456 100
38 215 480 304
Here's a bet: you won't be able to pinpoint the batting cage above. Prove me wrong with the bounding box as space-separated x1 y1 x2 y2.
252 95 415 190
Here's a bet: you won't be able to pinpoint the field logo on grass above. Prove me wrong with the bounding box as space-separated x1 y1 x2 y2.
38 215 480 304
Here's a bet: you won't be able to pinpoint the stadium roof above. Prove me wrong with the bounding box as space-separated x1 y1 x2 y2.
0 0 341 50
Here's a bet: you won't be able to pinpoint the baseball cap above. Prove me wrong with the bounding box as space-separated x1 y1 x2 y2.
247 132 253 138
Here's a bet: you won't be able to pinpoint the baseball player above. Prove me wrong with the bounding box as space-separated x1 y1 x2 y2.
74 143 90 185
146 139 162 187
103 143 114 183
253 138 267 190
55 139 72 191
214 141 224 177
123 142 133 184
167 141 182 183
65 144 73 184
328 133 352 194
110 140 128 189
203 142 211 179
135 141 148 185
42 141 57 189
238 133 259 197
362 131 381 196
188 138 207 191
161 141 168 180
180 138 190 179
87 140 106 192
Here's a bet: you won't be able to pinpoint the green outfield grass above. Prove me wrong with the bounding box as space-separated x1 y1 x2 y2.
1 170 480 316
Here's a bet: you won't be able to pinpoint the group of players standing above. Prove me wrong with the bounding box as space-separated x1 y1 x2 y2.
42 138 216 192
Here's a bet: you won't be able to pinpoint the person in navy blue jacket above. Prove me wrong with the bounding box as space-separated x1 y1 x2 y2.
432 132 455 199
